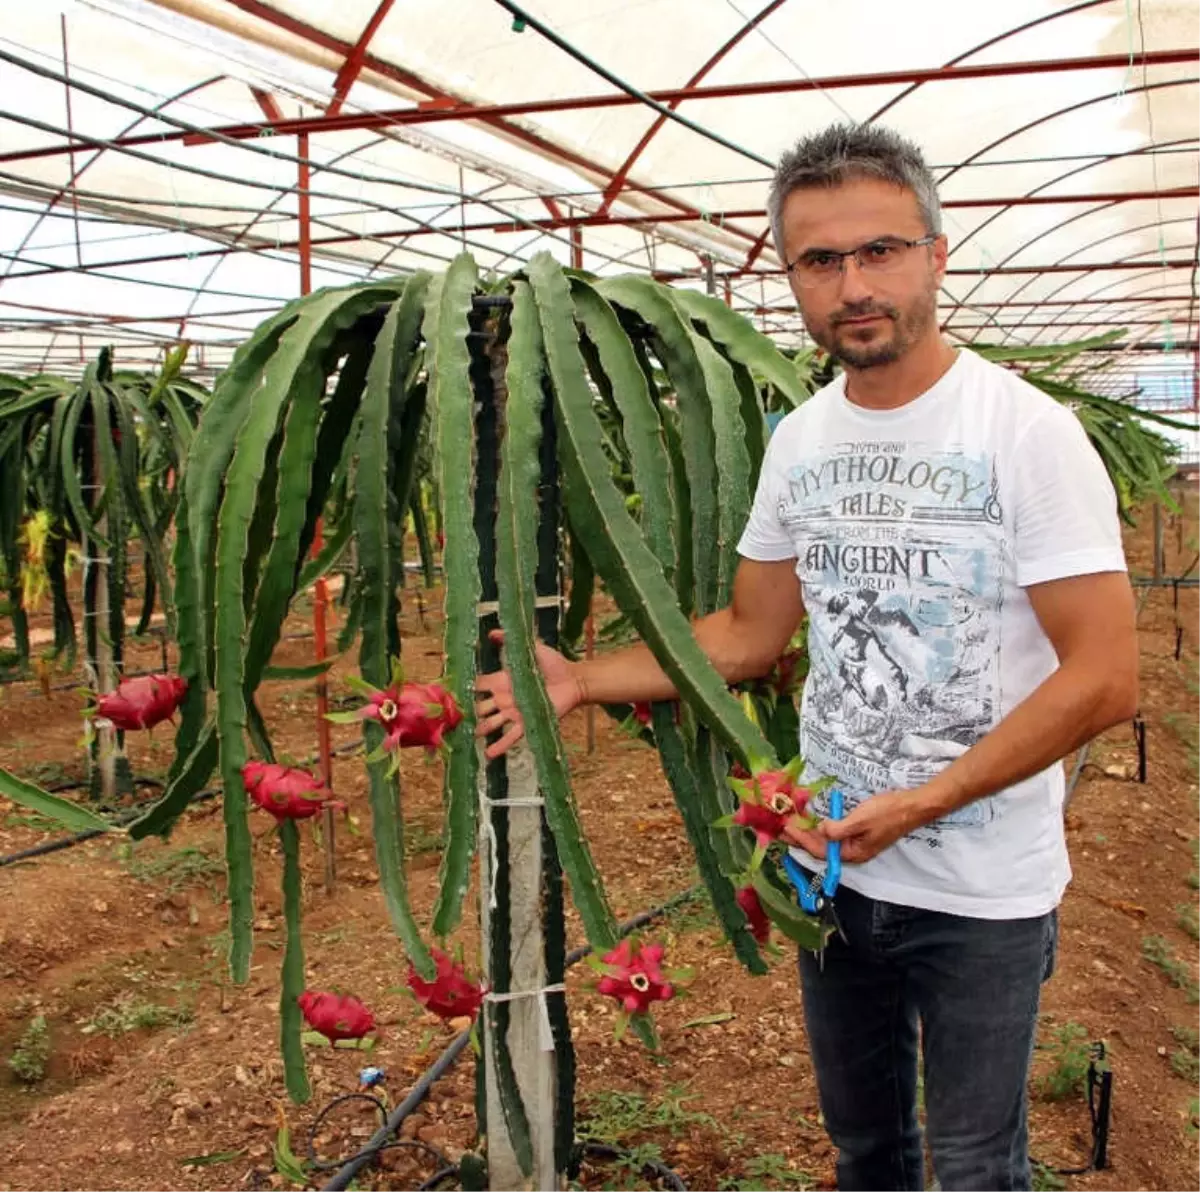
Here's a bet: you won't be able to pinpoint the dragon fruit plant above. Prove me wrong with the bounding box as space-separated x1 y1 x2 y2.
123 254 827 1127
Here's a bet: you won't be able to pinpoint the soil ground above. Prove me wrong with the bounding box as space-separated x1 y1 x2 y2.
0 495 1196 1192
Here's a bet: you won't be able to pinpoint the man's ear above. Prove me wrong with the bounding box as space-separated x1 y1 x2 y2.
932 233 949 283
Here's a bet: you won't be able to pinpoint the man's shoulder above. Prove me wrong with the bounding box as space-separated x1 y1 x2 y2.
959 349 1071 426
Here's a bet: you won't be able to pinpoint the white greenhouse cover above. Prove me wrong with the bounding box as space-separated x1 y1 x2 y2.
0 0 1195 411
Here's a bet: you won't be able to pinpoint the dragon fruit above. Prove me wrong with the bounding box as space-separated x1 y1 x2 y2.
406 947 487 1022
95 673 186 731
297 990 375 1042
349 680 463 756
595 938 676 1016
242 761 335 821
736 885 771 944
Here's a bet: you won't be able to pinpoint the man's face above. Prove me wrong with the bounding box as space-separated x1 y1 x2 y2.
780 177 946 369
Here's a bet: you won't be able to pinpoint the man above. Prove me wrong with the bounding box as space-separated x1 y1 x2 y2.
475 123 1137 1191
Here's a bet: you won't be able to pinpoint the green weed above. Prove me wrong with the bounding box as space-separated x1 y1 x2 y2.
1031 1160 1066 1191
1037 1021 1092 1101
403 821 443 858
1170 1024 1200 1082
662 887 718 935
2 809 63 832
8 1015 50 1083
718 1152 815 1190
1143 935 1200 1002
120 843 224 894
82 996 193 1037
1176 901 1199 940
577 1083 716 1145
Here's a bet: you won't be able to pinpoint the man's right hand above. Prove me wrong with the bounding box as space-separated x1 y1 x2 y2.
474 630 585 759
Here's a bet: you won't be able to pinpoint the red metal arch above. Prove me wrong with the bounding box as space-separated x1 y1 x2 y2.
599 0 787 216
327 0 395 117
944 136 1198 266
994 261 1194 345
936 77 1199 187
0 74 223 286
951 289 1195 343
741 0 1120 269
867 0 1113 124
986 221 1198 342
219 0 742 237
950 200 1195 328
946 254 1195 341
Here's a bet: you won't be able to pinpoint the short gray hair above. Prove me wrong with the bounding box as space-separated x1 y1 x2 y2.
768 124 942 263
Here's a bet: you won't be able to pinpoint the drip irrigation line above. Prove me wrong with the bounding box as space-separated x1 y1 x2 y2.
320 882 704 1191
0 785 218 867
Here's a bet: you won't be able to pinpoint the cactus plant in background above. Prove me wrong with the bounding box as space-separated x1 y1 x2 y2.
0 347 203 799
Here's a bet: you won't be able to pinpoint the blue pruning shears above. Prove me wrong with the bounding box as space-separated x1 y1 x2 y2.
781 787 848 968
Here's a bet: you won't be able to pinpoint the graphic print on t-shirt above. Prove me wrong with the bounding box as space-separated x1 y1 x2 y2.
781 438 1006 839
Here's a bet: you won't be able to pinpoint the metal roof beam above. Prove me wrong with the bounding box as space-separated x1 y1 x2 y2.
176 47 1195 140
3 48 1189 162
327 0 395 117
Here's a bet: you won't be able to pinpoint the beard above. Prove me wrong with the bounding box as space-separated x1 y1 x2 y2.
807 280 938 369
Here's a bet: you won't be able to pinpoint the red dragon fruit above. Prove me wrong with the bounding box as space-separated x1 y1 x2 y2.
768 646 807 698
736 885 771 945
407 947 487 1022
595 938 676 1016
95 673 187 731
724 762 817 868
297 990 375 1042
242 761 336 821
337 678 464 757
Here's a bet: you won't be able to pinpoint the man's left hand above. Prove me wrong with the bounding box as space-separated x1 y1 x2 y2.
820 789 933 864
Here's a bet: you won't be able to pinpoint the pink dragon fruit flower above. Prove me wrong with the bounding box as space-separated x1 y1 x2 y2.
596 938 676 1016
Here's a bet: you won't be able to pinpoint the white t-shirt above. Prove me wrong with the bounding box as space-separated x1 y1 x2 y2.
737 347 1127 920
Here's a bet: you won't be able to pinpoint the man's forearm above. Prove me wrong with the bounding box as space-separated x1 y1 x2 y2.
571 607 774 708
911 663 1136 823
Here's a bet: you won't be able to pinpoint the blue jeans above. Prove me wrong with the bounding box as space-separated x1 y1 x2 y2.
797 879 1058 1192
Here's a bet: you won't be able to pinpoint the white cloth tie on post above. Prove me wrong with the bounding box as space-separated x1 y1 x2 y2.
484 984 565 1052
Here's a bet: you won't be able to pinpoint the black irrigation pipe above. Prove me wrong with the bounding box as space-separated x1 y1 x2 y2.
0 786 218 867
0 741 365 868
320 884 705 1192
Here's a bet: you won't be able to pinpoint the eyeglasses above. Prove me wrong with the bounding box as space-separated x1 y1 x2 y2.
786 235 937 289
